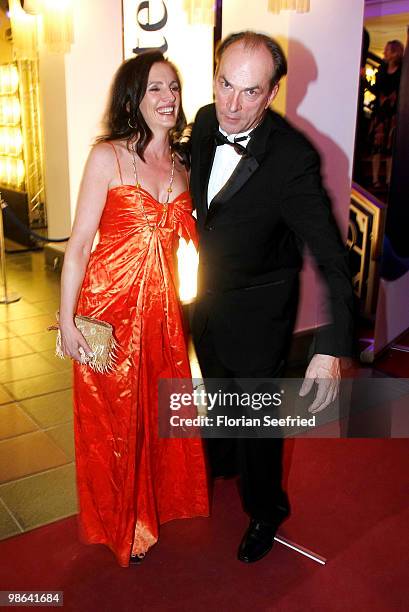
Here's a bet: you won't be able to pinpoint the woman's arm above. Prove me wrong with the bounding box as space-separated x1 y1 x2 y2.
59 143 114 363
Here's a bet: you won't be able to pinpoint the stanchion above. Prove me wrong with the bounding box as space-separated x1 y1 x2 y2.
274 534 327 565
0 195 21 304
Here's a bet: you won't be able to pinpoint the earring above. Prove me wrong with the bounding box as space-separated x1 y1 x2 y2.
128 117 136 129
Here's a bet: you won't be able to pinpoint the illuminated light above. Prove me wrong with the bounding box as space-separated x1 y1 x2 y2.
364 90 376 107
0 65 19 96
0 158 6 185
183 0 215 25
23 0 44 15
177 239 199 303
0 96 21 126
365 66 378 87
17 158 25 185
0 127 24 157
10 0 74 57
8 0 38 60
267 0 310 13
43 0 72 8
0 156 25 189
42 0 74 54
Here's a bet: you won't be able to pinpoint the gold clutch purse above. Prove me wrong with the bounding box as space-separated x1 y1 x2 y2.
48 314 118 373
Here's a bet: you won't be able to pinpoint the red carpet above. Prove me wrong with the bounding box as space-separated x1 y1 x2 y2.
375 350 409 378
372 330 409 378
1 439 408 611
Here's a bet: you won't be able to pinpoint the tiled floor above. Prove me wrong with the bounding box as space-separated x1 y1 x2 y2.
0 251 77 541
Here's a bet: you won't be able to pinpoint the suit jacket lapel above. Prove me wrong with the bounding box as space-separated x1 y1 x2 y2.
198 133 216 220
207 155 260 219
206 111 276 221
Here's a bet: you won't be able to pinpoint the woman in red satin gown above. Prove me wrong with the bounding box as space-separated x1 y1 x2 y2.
59 52 209 567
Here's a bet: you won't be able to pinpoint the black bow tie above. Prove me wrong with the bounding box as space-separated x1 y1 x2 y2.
214 131 250 156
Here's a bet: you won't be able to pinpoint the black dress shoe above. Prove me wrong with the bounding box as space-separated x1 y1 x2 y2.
237 519 279 563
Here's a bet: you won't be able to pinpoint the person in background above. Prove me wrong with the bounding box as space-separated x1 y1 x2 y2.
370 39 404 189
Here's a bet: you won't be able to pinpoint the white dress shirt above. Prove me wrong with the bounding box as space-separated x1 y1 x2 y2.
207 128 252 207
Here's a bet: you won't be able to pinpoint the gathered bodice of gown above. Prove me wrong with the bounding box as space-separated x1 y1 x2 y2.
81 184 197 316
78 184 198 363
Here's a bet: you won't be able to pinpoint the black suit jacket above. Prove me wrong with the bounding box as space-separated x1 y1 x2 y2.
190 104 354 372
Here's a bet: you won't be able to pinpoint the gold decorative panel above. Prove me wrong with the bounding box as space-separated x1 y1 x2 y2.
348 184 387 317
0 61 46 227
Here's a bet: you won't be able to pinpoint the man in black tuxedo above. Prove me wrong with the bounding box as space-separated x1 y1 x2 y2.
190 31 354 563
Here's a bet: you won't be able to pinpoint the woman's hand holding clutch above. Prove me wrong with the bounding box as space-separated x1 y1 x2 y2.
59 321 93 364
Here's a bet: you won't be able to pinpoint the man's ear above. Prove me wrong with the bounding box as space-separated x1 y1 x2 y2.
266 83 279 109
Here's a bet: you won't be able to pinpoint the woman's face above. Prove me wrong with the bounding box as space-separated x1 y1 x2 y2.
139 62 181 132
384 44 400 64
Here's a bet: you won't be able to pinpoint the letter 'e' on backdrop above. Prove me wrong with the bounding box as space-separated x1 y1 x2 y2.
122 0 214 122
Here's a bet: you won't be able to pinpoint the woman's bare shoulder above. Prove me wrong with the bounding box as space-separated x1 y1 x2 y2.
90 141 115 160
88 141 125 170
93 139 126 154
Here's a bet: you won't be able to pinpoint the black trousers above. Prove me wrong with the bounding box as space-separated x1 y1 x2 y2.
195 325 290 524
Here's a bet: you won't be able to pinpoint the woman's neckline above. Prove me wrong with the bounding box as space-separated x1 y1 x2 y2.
107 183 189 204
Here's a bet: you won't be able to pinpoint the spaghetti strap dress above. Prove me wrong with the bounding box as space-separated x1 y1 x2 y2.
72 143 209 567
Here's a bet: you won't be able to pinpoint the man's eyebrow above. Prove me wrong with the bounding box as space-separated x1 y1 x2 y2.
219 74 230 84
218 75 261 91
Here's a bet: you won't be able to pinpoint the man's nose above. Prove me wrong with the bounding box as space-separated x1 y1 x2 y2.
228 91 241 113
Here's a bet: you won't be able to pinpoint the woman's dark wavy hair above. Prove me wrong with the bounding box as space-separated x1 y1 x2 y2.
97 51 187 163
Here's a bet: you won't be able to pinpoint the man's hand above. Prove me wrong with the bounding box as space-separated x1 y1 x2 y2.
299 354 341 413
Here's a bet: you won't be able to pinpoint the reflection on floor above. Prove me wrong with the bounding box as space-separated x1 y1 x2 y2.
0 251 76 541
